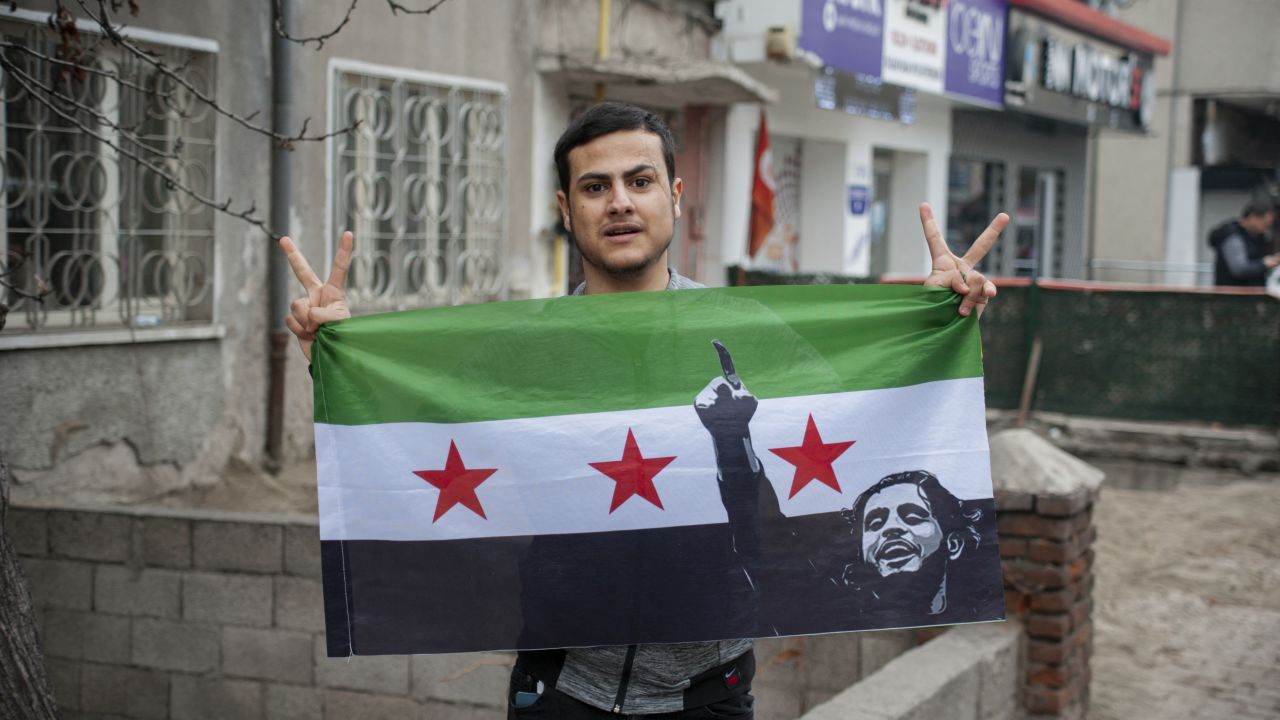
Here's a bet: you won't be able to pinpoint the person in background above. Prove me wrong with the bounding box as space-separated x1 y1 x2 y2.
1208 198 1278 286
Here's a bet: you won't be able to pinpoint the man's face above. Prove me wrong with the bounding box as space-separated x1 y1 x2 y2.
1242 211 1275 235
861 483 944 577
557 129 682 279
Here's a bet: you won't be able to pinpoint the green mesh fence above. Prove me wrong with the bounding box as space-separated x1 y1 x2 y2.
730 268 1280 427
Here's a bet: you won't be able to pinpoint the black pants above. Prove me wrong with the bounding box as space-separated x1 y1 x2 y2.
507 683 754 720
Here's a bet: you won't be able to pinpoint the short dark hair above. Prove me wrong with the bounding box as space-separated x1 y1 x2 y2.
1242 198 1275 219
847 470 981 544
554 102 676 195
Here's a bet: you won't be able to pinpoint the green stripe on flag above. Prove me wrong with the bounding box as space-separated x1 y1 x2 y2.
312 284 982 426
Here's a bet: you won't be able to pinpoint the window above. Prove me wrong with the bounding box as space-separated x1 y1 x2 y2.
0 21 216 334
330 61 506 311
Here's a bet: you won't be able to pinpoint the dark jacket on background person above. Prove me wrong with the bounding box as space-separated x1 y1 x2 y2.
1210 221 1272 286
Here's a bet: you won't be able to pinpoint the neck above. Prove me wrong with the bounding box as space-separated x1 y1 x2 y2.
581 258 671 295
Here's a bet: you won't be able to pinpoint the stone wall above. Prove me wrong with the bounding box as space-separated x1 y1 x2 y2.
10 502 914 719
797 622 1022 720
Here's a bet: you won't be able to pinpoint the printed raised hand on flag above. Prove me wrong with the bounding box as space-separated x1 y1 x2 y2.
919 203 1008 318
279 231 354 361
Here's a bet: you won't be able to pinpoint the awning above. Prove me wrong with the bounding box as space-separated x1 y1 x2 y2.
537 54 779 109
1012 0 1172 56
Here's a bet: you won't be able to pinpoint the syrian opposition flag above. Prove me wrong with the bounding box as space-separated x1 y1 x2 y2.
312 284 1005 657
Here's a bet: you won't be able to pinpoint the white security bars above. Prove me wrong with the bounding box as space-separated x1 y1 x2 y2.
330 60 507 311
0 22 216 334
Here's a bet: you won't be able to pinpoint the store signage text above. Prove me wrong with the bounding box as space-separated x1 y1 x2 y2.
1043 38 1147 116
948 0 1003 91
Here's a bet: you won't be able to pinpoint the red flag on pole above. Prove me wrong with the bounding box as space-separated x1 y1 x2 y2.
748 110 776 261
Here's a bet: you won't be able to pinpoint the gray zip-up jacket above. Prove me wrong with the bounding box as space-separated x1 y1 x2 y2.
562 269 754 714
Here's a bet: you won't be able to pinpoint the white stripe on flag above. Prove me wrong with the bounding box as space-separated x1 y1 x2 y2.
315 377 992 541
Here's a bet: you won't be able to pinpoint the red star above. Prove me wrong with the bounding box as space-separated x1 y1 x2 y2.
768 414 856 499
589 429 677 513
412 440 498 522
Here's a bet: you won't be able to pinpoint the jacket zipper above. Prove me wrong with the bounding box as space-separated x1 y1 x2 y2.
612 644 638 713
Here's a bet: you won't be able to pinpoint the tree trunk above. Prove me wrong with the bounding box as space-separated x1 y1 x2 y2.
0 452 58 719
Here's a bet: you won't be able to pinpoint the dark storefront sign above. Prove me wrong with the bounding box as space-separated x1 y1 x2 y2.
815 68 916 123
1004 7 1154 132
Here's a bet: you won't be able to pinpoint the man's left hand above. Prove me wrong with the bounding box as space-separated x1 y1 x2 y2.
919 203 1008 318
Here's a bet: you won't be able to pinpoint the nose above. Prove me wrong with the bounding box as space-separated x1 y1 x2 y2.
607 183 635 215
882 526 906 539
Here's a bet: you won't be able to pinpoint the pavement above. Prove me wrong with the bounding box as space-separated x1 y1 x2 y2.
1089 472 1280 719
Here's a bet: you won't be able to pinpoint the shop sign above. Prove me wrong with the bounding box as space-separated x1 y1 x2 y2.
1005 8 1154 131
944 0 1005 106
815 68 916 123
800 0 885 80
800 0 1006 108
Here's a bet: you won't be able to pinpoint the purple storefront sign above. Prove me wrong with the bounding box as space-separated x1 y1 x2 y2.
799 0 884 79
944 0 1006 106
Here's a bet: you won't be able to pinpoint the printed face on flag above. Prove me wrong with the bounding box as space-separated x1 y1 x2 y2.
860 482 943 576
310 285 1006 656
557 129 683 278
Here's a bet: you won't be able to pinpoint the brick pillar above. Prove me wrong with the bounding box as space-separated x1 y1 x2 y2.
988 429 1103 720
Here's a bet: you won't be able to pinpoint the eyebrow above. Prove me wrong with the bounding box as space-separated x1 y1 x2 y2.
575 164 658 186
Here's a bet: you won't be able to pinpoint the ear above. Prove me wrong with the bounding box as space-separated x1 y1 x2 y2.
671 177 683 219
556 190 572 232
945 531 965 560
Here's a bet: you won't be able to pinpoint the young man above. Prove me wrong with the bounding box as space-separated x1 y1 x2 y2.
280 102 1007 718
1208 199 1278 287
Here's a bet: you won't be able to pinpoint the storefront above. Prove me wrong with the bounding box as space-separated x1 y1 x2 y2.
712 0 1009 279
947 0 1168 279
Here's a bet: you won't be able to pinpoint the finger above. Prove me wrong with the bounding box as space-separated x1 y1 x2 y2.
958 273 985 317
950 270 967 296
326 231 353 289
290 298 310 331
284 313 314 341
711 339 741 389
918 202 949 261
695 378 730 407
308 305 349 328
961 213 1010 266
279 236 323 291
983 280 998 299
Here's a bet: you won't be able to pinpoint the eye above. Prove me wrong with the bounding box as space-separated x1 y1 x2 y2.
632 177 652 188
585 183 606 194
901 509 929 525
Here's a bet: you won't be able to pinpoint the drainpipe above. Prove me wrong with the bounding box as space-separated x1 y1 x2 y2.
266 0 294 471
594 0 610 103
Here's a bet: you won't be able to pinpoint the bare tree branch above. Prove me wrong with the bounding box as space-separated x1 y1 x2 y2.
386 0 451 17
71 0 356 147
1 55 185 162
3 54 275 238
0 41 171 99
273 0 358 50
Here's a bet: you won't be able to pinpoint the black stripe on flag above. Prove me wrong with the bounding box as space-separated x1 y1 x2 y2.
320 500 1004 656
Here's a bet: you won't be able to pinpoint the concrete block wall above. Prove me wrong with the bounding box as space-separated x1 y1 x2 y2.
797 622 1022 720
11 503 917 720
10 505 511 720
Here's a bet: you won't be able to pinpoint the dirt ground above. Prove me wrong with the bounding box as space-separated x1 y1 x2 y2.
1090 472 1280 719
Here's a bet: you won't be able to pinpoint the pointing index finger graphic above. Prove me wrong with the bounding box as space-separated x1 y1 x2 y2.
711 339 741 389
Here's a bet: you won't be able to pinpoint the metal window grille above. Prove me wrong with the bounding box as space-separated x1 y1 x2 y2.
331 64 506 312
0 23 216 333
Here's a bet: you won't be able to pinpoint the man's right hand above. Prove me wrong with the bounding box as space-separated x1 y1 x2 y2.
279 231 353 362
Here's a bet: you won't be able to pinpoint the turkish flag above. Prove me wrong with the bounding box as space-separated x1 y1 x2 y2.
748 110 776 260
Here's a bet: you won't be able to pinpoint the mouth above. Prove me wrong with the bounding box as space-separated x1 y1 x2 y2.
876 539 920 567
602 224 643 242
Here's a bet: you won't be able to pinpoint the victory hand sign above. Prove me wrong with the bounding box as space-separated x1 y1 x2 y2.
919 203 1008 318
279 231 353 362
